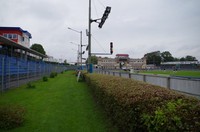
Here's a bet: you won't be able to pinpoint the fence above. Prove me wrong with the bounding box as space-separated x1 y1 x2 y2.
0 54 68 92
95 70 200 98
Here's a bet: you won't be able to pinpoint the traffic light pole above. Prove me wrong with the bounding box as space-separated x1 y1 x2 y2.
88 0 92 71
87 0 95 73
88 0 111 73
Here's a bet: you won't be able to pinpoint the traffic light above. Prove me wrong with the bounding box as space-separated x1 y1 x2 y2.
98 6 111 28
110 42 113 54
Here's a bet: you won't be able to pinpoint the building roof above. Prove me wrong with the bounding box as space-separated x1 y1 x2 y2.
0 27 32 38
116 54 129 57
0 35 46 58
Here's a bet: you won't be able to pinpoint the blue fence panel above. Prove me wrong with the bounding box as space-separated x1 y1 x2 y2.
0 55 68 92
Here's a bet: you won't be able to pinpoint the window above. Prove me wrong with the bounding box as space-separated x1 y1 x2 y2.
8 34 12 39
3 34 7 38
3 34 18 39
13 34 17 39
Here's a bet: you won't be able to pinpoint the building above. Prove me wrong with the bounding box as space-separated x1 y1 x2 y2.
97 54 146 70
97 57 116 69
0 27 32 48
161 61 200 70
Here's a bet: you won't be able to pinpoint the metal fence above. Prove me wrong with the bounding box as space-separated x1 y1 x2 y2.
0 54 68 92
95 70 200 98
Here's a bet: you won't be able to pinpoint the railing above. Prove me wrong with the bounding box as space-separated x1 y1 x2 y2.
95 70 200 98
0 55 68 92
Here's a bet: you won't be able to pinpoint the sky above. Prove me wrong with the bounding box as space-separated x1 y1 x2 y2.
1 0 200 63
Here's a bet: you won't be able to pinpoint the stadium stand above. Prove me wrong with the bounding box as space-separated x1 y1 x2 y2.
0 35 67 91
161 61 200 70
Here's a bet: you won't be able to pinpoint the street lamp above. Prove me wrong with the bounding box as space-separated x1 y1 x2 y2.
70 42 80 66
68 27 83 69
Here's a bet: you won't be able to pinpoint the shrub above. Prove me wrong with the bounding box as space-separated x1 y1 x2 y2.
142 99 200 131
0 105 26 130
26 82 35 89
85 73 200 131
50 72 57 78
43 76 48 82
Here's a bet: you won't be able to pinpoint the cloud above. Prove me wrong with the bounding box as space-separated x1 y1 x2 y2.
0 0 200 62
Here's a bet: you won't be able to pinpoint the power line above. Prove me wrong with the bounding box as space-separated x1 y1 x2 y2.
96 0 106 9
91 35 106 52
92 0 99 19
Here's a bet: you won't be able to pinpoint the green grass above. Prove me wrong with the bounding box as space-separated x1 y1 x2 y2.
0 71 115 132
140 70 200 77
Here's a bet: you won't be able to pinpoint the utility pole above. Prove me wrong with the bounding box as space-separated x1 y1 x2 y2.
88 0 92 71
87 0 111 72
80 31 83 68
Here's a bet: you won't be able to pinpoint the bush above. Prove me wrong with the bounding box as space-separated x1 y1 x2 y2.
43 76 48 82
26 82 35 89
0 105 26 130
50 72 57 78
142 99 200 131
85 73 200 131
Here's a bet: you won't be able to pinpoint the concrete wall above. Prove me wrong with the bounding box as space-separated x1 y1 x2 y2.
95 70 200 97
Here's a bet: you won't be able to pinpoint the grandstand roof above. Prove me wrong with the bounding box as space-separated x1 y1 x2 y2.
0 35 47 58
0 27 32 38
161 61 200 65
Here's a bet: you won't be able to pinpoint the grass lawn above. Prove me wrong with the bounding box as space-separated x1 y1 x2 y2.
140 70 200 77
0 71 115 132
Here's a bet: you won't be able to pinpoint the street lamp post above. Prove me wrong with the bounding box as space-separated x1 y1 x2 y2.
70 42 80 66
68 27 83 69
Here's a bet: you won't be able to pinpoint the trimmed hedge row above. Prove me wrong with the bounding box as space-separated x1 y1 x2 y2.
85 73 200 131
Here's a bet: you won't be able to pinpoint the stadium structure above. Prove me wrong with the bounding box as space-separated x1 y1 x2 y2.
0 27 67 92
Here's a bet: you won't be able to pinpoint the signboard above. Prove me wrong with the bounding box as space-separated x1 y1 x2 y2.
77 71 81 82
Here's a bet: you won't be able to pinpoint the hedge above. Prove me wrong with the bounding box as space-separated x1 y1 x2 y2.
85 73 200 131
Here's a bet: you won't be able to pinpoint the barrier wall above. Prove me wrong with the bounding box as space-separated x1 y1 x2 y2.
95 70 200 97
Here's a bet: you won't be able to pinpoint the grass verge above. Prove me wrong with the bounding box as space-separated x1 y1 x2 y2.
140 70 200 77
0 71 114 132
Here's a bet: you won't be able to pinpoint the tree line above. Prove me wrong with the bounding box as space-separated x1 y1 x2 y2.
30 44 198 66
144 51 198 66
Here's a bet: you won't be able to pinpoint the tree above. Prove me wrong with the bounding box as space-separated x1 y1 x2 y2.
63 59 70 65
161 51 174 62
180 55 197 61
173 57 180 61
144 51 161 66
30 43 46 55
185 55 197 61
86 56 98 64
64 59 67 64
180 57 186 61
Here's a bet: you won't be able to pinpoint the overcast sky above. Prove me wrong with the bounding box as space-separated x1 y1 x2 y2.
1 0 200 62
